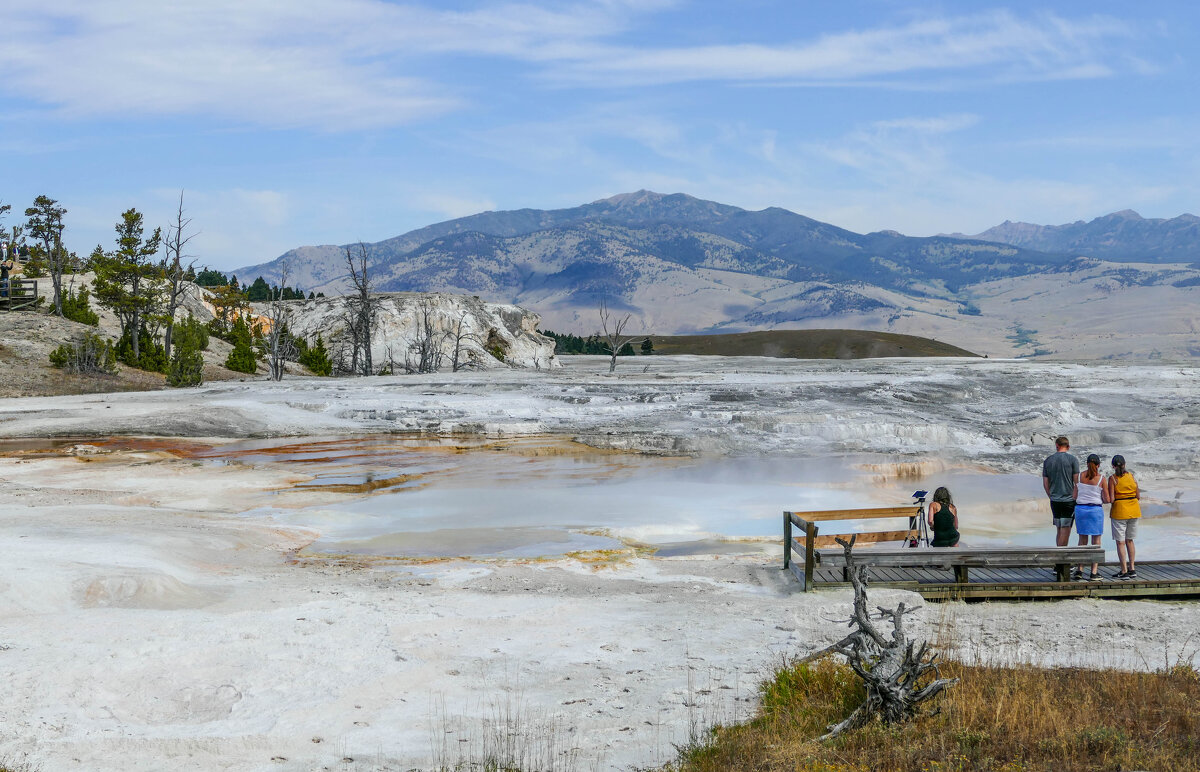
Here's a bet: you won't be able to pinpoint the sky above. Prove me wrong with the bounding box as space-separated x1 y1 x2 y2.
1 0 1197 271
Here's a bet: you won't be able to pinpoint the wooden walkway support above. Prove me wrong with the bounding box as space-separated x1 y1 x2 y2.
0 279 39 312
808 560 1200 602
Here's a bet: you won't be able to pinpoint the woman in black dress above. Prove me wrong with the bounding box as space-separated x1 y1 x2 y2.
927 486 960 547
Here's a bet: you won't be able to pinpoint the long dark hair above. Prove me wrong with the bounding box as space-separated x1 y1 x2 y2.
932 486 954 508
1112 456 1128 477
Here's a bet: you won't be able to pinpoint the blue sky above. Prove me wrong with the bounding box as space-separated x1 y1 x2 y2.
1 1 1196 271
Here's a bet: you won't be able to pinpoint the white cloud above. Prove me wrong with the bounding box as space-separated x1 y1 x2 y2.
0 0 649 130
546 11 1141 87
0 4 1153 131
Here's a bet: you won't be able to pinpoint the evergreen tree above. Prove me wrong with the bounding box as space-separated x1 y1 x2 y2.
298 334 332 376
246 276 271 301
61 286 99 326
92 209 164 364
224 316 257 373
167 317 205 387
618 341 636 356
24 195 69 315
194 267 229 287
640 337 654 354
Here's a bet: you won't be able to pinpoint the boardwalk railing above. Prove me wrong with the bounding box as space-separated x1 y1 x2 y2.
0 279 39 312
784 505 923 591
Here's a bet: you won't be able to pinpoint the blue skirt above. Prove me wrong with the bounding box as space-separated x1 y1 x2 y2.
1075 503 1104 536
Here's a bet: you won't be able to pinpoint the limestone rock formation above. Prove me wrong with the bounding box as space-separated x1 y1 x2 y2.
264 292 558 372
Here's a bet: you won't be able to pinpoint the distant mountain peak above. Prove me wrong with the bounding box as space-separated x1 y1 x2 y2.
1105 209 1143 220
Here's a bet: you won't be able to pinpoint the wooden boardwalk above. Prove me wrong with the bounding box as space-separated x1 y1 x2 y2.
810 559 1200 601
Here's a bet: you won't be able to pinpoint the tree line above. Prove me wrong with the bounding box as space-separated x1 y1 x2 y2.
2 192 335 386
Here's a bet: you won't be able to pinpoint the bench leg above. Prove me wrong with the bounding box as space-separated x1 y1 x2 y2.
1056 563 1069 583
953 565 969 584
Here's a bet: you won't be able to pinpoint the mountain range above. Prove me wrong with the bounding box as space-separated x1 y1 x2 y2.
236 191 1200 359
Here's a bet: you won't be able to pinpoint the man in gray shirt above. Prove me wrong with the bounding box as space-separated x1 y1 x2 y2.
1042 435 1080 547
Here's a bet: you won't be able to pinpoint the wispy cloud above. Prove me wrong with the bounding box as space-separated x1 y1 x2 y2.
547 11 1140 87
0 4 1151 132
0 0 651 130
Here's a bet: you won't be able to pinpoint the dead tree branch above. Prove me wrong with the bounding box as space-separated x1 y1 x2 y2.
818 534 958 742
343 243 383 376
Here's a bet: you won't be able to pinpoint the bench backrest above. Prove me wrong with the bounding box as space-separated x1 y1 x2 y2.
784 505 924 590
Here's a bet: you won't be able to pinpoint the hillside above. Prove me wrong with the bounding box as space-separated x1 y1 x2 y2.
954 209 1200 263
645 329 977 359
234 191 1200 360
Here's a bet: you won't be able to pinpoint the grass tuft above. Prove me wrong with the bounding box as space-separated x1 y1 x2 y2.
660 654 1200 772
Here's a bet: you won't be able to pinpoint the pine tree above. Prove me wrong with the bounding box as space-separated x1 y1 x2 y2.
91 209 164 364
167 329 205 387
640 337 654 354
224 316 258 374
61 286 99 326
299 334 332 376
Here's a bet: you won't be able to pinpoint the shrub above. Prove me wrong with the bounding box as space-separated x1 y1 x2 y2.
166 343 204 387
48 333 117 375
224 316 257 373
115 327 167 373
61 286 99 326
173 314 209 352
298 334 332 376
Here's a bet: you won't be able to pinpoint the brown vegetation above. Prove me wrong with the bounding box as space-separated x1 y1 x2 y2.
664 655 1200 772
647 329 977 359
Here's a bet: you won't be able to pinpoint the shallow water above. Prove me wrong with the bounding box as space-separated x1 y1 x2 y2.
188 436 1200 561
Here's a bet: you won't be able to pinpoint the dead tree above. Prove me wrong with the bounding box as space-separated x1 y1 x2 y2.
598 299 639 374
448 310 482 372
342 243 383 376
819 535 958 741
408 295 446 374
161 190 198 361
264 263 298 381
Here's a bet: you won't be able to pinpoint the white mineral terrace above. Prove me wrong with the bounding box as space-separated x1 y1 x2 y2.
1 355 1198 771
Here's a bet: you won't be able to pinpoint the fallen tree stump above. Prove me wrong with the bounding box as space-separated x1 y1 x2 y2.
819 535 958 741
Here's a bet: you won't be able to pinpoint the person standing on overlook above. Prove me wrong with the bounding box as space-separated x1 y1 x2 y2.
1042 436 1079 548
1107 454 1141 580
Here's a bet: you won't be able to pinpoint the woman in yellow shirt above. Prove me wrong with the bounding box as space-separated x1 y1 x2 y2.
1106 454 1141 580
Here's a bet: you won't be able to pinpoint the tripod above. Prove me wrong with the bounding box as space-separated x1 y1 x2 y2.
907 490 930 548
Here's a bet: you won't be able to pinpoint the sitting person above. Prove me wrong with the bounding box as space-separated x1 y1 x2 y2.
927 486 960 547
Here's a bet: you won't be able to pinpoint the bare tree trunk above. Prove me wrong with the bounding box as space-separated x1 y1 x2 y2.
599 299 638 373
343 243 381 376
449 310 480 372
817 536 958 741
265 263 296 381
162 191 197 361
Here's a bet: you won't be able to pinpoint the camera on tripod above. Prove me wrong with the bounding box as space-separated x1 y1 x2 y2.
912 490 928 504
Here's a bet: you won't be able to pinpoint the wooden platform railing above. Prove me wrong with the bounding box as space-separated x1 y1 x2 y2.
0 279 39 311
784 505 923 591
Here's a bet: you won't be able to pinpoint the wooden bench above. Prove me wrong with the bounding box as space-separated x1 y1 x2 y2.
784 506 924 591
784 507 1105 591
814 546 1106 585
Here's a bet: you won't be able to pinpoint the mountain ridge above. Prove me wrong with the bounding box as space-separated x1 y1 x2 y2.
233 191 1200 358
948 209 1200 263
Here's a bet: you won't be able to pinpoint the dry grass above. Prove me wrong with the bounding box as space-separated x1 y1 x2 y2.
663 655 1200 772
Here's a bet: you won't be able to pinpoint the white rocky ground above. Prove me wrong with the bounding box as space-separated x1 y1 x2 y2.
1 356 1199 771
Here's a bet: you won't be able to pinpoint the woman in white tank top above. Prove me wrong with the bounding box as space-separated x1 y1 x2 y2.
1074 453 1106 580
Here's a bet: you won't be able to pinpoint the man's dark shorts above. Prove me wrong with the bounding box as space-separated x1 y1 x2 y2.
1050 500 1076 528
